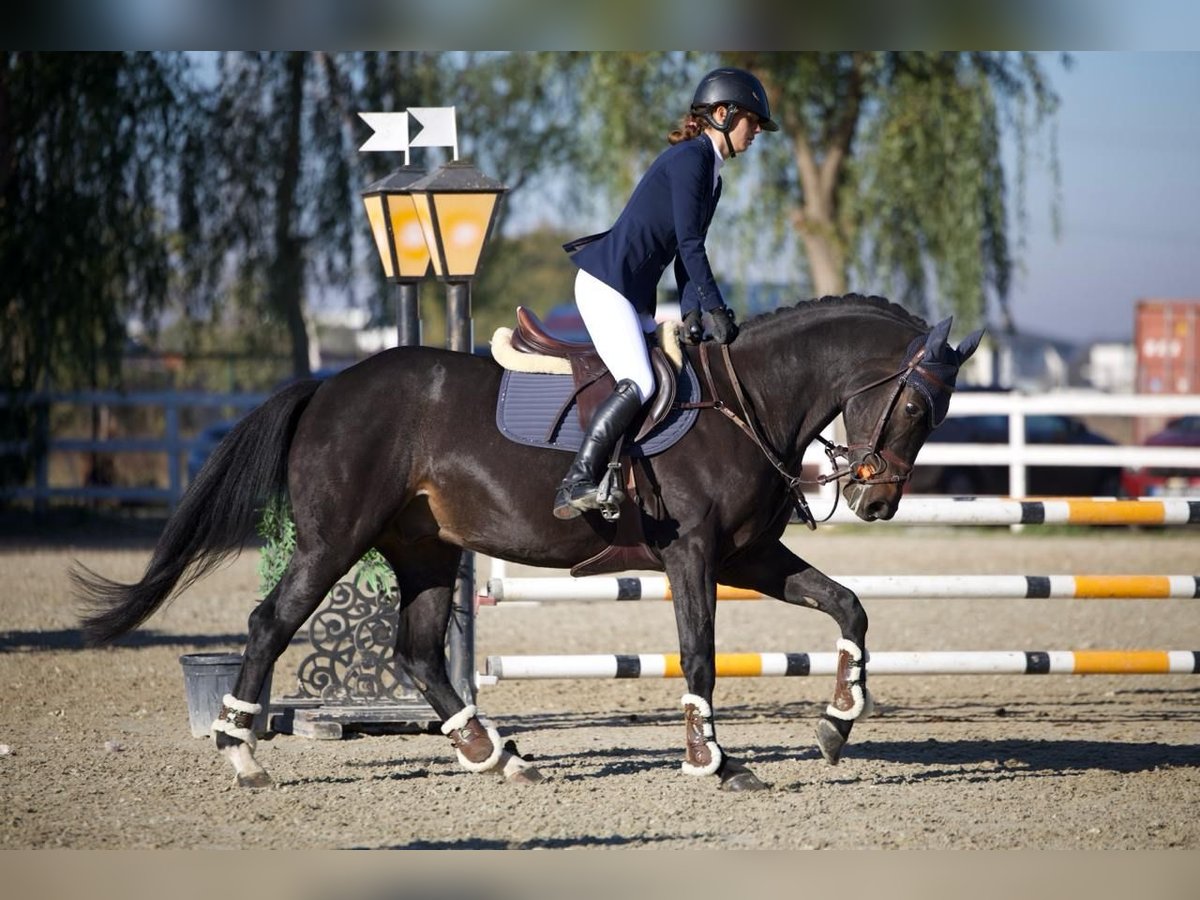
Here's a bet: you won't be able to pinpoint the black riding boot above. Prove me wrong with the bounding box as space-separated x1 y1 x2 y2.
553 379 643 520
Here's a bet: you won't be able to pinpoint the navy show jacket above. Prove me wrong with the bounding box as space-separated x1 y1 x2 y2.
564 135 725 319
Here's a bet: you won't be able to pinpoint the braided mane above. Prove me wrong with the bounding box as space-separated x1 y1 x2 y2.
740 293 930 335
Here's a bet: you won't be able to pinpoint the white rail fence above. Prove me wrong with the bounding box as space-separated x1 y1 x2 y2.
808 391 1200 506
925 391 1200 497
3 389 1200 510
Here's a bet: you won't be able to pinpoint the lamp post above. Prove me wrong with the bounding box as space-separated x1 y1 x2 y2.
407 160 507 352
360 165 430 347
276 113 508 738
407 160 507 701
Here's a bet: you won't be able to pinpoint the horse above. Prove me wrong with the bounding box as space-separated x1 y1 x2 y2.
74 293 982 791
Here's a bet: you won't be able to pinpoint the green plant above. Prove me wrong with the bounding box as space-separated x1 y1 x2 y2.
256 498 394 598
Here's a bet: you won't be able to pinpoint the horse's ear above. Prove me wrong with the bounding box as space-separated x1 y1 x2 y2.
924 317 954 355
955 328 985 364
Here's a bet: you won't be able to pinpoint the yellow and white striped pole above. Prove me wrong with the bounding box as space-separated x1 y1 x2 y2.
482 575 1200 604
483 650 1200 681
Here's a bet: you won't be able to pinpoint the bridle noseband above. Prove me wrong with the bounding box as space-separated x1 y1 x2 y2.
819 344 933 488
683 341 941 528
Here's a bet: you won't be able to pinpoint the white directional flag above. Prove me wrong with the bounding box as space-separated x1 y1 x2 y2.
358 112 411 154
409 107 459 160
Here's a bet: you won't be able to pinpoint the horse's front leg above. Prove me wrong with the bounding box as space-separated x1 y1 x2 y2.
662 543 767 792
719 540 873 766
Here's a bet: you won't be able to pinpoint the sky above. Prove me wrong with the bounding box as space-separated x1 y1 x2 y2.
1006 52 1200 343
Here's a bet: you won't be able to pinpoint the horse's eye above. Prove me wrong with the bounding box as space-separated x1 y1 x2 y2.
904 401 922 418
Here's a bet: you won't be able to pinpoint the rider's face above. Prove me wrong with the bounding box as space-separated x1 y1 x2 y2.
715 106 762 156
729 110 762 153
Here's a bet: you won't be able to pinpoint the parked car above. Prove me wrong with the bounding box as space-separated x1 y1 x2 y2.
907 412 1123 496
1120 415 1200 497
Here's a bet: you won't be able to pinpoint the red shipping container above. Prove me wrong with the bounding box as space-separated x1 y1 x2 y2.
1134 298 1200 441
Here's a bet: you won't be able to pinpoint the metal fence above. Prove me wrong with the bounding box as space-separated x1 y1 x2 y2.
1 390 267 510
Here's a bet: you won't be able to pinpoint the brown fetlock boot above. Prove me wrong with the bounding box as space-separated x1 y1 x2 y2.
440 705 503 773
680 692 723 776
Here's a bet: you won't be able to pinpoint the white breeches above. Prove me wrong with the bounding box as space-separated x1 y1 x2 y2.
574 269 656 404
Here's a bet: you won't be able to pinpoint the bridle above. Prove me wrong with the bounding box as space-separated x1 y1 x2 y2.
821 343 939 488
684 341 942 528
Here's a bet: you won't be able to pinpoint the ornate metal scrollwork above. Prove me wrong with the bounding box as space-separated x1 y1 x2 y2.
292 577 420 704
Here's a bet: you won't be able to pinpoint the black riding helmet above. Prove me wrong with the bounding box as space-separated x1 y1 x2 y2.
691 67 780 134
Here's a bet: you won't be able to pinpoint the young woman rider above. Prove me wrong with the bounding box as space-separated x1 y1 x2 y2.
554 66 778 519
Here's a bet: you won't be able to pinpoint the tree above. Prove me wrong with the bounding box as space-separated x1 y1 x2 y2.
0 52 196 484
1 52 1062 431
558 51 1062 330
473 227 579 343
179 51 395 378
1 53 192 395
185 52 583 369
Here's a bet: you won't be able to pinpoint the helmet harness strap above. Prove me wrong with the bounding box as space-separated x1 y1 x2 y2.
697 103 740 158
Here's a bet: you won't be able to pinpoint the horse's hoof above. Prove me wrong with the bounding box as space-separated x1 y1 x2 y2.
815 718 847 766
718 759 767 792
498 745 545 784
505 765 546 785
235 770 273 789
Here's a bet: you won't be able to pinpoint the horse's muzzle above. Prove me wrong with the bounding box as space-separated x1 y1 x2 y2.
842 479 901 521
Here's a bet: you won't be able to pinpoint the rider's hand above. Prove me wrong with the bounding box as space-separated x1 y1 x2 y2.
709 306 739 344
683 309 704 345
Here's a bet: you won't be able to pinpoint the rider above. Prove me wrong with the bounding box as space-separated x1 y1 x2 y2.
553 66 779 520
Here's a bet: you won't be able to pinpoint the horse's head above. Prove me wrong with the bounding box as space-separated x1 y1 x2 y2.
838 316 984 521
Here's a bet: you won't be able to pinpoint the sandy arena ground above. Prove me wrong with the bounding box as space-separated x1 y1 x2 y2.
1 515 1197 849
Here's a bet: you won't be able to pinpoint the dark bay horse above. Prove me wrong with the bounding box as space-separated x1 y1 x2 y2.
75 294 981 791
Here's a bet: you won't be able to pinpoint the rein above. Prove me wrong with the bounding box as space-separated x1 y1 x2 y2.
680 341 930 529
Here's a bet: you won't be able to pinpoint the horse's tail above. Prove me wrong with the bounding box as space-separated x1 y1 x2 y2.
75 379 323 646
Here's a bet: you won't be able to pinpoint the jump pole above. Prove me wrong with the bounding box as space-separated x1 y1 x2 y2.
482 650 1200 682
822 496 1200 526
482 574 1200 604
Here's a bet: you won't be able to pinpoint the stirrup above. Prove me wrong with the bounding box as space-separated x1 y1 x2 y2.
594 462 625 521
552 466 625 521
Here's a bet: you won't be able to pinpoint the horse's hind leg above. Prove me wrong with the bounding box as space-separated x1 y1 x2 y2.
214 539 365 787
719 541 873 767
381 537 543 784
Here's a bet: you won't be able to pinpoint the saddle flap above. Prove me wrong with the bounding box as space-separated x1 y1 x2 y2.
633 347 678 443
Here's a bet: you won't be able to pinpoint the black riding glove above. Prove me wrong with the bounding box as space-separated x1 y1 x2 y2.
709 306 739 344
683 309 704 345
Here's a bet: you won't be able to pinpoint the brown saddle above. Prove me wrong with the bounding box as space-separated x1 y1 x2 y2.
511 306 678 443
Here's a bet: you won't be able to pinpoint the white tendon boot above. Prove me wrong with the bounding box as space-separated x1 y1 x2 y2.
212 693 271 787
